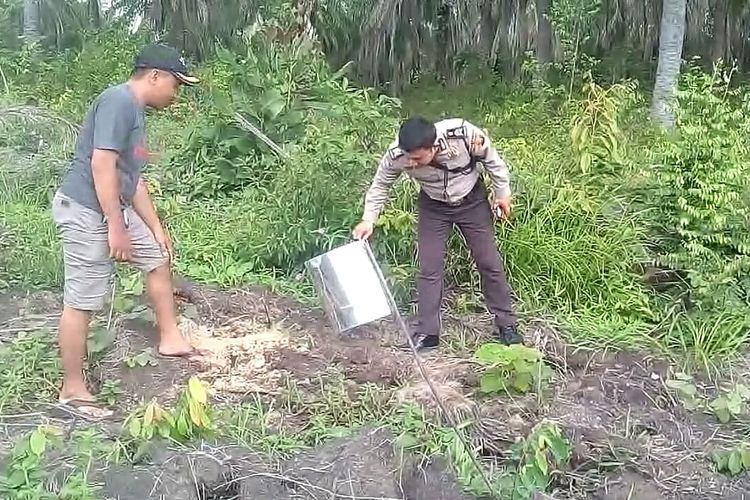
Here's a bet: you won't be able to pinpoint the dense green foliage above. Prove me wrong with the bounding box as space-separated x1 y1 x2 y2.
4 3 750 499
1 1 750 369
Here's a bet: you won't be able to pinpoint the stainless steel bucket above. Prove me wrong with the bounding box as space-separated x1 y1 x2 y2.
305 240 395 333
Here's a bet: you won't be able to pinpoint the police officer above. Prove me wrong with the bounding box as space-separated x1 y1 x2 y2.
352 116 522 351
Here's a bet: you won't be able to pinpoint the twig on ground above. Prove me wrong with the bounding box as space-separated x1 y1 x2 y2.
227 469 404 500
0 412 46 419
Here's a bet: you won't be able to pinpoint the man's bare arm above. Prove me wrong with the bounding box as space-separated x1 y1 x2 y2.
131 177 162 234
91 149 125 228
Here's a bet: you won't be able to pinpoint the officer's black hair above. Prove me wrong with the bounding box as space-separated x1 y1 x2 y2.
131 67 153 78
398 117 436 152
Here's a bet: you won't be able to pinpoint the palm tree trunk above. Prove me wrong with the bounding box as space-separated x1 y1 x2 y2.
651 0 687 129
711 0 728 64
22 0 40 40
536 0 553 67
88 0 102 28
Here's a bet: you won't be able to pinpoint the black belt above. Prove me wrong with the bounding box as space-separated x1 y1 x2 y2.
444 197 466 207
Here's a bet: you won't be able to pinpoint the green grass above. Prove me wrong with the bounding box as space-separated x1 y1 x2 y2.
0 201 61 290
0 329 61 412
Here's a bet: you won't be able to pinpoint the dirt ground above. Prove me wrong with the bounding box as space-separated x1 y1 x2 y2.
1 279 750 499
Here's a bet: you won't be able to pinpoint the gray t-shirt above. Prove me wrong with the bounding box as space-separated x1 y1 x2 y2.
59 83 147 214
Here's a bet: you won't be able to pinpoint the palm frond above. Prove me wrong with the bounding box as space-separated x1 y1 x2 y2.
0 104 79 145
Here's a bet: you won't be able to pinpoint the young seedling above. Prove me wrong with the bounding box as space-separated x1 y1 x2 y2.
0 425 63 499
711 443 750 476
474 343 553 394
123 348 158 368
665 372 703 411
710 384 750 424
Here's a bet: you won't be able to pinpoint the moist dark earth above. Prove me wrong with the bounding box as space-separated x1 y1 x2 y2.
1 279 750 499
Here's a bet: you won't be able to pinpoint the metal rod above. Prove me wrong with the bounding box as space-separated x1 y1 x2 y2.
362 240 498 498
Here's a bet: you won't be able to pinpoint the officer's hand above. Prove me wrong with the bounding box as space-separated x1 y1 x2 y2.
352 221 374 240
494 197 511 221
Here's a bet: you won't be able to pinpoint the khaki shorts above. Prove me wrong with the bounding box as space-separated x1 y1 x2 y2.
52 191 168 311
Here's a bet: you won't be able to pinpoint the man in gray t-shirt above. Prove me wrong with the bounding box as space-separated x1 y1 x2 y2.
51 43 201 420
58 82 148 214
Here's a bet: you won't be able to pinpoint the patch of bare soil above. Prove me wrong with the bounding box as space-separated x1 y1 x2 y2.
99 427 471 500
165 281 750 499
165 278 418 400
3 280 750 499
397 320 750 499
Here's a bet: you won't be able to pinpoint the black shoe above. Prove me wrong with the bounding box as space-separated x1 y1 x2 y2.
495 325 523 345
402 333 440 352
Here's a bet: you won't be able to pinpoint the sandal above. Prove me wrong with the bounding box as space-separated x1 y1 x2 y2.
57 398 114 421
157 346 208 360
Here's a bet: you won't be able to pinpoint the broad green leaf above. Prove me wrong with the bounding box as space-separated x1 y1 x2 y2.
188 377 208 405
710 450 728 470
549 436 570 462
29 429 46 456
474 343 507 364
6 469 26 488
666 379 696 395
134 441 150 462
521 463 547 490
740 448 750 469
227 137 256 155
735 384 750 400
714 407 732 424
130 277 144 296
727 395 743 414
511 372 533 393
87 326 116 355
728 451 743 475
514 345 543 362
144 404 156 427
479 372 506 394
395 433 420 450
134 351 156 367
535 449 549 476
113 295 134 313
158 422 171 439
128 417 142 438
259 89 286 120
177 414 189 437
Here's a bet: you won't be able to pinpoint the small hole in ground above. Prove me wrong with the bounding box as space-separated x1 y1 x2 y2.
196 470 241 500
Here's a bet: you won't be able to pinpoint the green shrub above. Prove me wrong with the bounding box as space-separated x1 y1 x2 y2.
642 66 750 311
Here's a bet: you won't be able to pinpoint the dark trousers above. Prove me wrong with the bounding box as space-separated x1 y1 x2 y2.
415 182 517 336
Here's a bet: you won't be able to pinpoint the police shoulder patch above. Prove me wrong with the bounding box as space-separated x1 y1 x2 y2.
387 147 405 162
445 125 468 139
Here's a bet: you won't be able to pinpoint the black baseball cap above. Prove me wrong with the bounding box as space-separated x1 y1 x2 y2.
134 43 200 86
